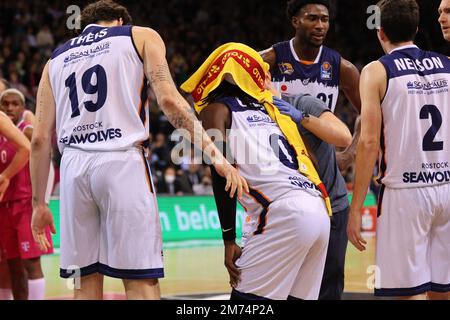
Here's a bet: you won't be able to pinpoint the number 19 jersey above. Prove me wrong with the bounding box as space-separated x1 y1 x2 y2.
49 24 149 153
378 45 450 188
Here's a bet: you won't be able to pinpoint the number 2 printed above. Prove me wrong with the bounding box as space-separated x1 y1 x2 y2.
420 104 443 152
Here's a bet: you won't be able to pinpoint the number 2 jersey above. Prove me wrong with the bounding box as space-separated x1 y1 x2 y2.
271 39 341 112
378 45 450 188
49 24 149 153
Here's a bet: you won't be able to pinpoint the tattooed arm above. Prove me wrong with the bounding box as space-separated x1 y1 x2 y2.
132 26 248 198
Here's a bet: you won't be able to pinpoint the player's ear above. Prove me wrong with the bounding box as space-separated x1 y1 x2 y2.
377 27 386 42
118 18 124 26
291 16 300 29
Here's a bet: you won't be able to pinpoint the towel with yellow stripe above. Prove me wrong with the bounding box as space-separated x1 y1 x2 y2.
180 42 331 215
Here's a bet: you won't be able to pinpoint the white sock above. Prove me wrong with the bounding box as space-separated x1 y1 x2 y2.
0 288 13 300
28 278 46 300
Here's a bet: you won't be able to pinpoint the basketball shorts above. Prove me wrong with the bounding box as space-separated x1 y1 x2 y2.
235 191 330 300
0 198 54 260
375 183 450 296
59 148 164 280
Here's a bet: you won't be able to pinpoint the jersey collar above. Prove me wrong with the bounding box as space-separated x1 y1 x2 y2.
82 24 105 33
389 44 419 54
289 38 322 64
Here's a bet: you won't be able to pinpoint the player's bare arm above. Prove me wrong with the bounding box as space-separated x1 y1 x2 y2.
198 102 242 288
273 96 351 147
30 61 57 251
347 61 386 252
336 116 360 173
0 112 31 201
301 111 352 147
339 58 361 114
133 26 248 198
259 47 277 72
336 58 362 171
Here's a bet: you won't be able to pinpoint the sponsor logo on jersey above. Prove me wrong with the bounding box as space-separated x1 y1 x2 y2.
403 170 450 184
59 128 123 146
278 62 294 75
320 61 332 80
289 176 318 190
246 114 275 124
64 41 111 63
21 242 30 253
406 79 448 91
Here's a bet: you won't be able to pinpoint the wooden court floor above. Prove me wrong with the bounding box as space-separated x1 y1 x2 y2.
41 237 377 299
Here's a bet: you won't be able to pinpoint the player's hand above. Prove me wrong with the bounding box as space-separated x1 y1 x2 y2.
31 204 56 253
224 240 242 288
213 161 249 199
347 208 367 251
0 174 10 202
273 97 303 123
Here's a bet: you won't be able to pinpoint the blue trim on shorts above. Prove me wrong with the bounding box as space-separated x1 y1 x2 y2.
430 282 450 293
230 289 270 300
60 262 100 279
375 282 432 297
60 262 164 280
98 263 164 280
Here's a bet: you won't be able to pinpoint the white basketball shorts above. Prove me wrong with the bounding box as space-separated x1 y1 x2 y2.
59 148 164 280
375 183 450 296
235 190 330 300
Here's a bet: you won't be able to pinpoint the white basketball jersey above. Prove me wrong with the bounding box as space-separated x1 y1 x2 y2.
378 45 450 188
49 24 149 153
218 96 322 216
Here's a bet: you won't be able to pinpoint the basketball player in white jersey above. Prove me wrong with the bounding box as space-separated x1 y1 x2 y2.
348 0 450 300
439 0 450 41
30 0 248 300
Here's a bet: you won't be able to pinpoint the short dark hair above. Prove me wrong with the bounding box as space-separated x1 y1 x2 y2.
80 0 132 30
378 0 419 43
286 0 330 20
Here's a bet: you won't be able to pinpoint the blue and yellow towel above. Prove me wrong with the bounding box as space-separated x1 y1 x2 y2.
181 42 331 215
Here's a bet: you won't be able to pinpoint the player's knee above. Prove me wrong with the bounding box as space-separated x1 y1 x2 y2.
23 258 43 279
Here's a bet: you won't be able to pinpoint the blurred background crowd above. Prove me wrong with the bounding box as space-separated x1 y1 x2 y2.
0 0 448 195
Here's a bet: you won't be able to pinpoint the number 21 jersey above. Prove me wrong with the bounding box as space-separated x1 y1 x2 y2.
378 45 450 188
49 24 149 153
271 40 341 112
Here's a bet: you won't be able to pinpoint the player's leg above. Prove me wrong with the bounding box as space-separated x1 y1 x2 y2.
6 258 27 300
289 200 330 300
122 279 160 300
318 206 349 300
74 273 104 300
0 258 12 300
0 205 28 300
59 150 103 300
427 292 450 300
375 187 433 299
0 229 12 300
92 149 164 300
23 258 46 300
428 183 450 301
17 200 54 300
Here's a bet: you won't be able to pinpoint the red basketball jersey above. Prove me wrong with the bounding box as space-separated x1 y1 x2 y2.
0 120 32 202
